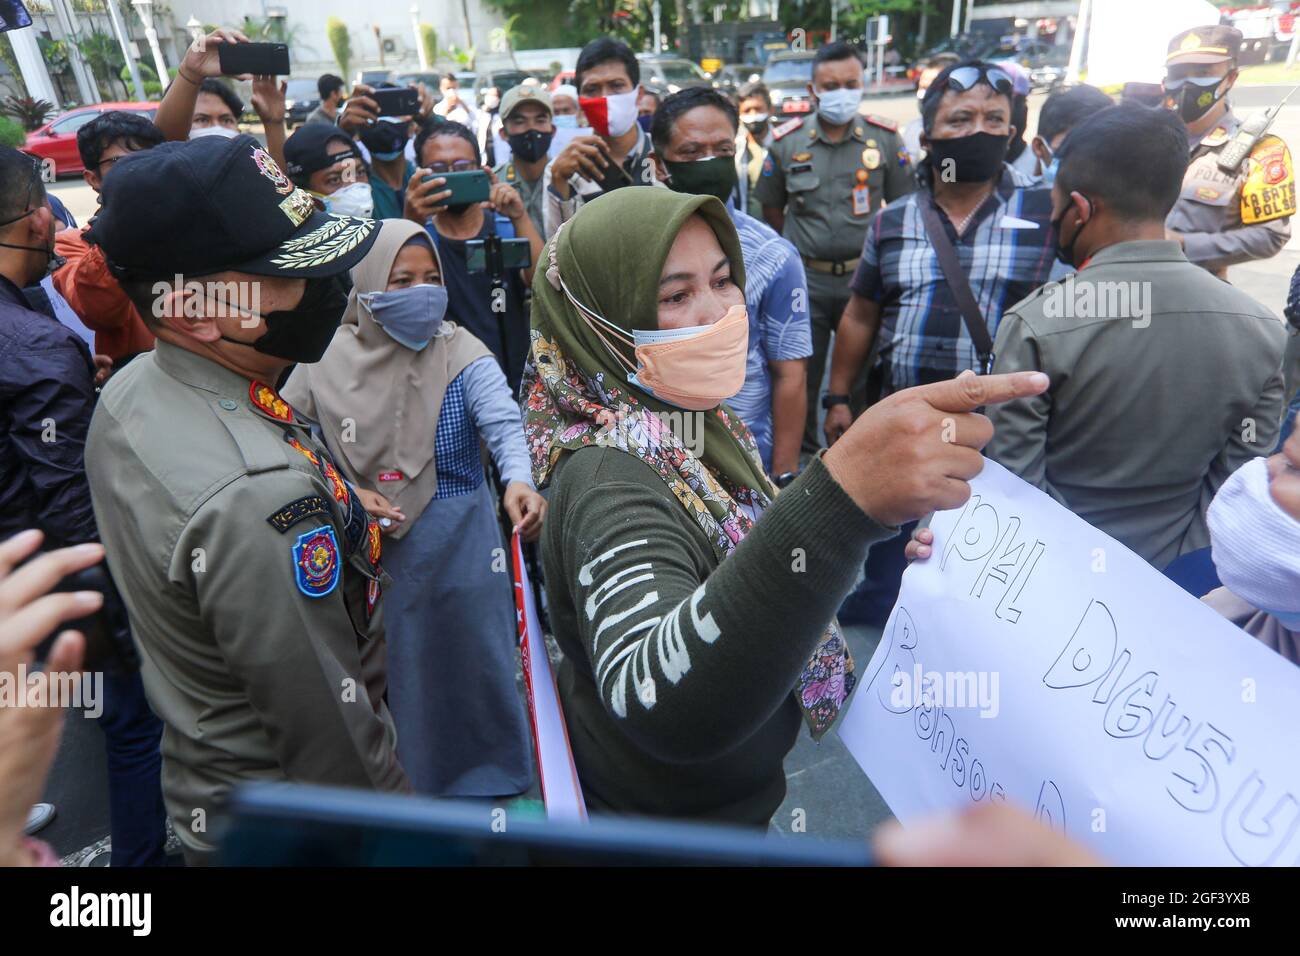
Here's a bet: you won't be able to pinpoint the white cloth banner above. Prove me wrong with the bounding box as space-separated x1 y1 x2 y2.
511 532 587 822
839 459 1300 866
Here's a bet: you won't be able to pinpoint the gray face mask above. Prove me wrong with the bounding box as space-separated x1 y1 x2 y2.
359 284 449 351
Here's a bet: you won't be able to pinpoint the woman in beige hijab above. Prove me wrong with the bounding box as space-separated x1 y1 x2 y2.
282 218 544 797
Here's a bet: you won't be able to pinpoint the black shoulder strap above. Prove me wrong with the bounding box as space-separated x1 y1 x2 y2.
918 197 995 374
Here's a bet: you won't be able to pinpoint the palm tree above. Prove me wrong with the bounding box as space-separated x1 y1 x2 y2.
78 30 127 100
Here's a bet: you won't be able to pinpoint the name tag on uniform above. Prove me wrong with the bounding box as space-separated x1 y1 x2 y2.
998 215 1040 230
853 184 871 216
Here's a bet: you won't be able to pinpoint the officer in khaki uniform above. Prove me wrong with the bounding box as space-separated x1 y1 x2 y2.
1163 25 1295 280
83 134 409 863
493 83 553 238
754 41 914 453
986 105 1286 570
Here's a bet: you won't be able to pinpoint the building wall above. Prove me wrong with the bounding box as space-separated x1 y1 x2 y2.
180 0 507 78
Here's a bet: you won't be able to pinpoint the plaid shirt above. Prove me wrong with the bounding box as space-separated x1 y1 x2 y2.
850 164 1065 394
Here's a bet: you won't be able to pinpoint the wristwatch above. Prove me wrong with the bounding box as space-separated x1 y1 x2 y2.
771 471 798 489
821 393 850 410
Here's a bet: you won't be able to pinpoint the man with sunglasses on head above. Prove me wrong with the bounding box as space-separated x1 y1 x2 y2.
822 59 1061 627
754 40 914 457
1163 25 1294 280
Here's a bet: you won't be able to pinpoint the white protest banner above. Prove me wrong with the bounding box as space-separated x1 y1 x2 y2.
838 459 1300 866
511 532 587 822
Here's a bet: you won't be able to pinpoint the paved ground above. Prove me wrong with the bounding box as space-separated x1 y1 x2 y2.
36 87 1300 861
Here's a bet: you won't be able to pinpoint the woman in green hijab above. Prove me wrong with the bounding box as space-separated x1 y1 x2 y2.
523 187 1049 825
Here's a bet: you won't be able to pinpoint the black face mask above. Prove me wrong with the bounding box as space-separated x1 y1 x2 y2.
359 121 408 159
744 117 770 138
926 131 1010 183
507 128 554 164
1166 77 1229 124
0 208 61 284
1050 194 1091 269
664 155 739 203
221 274 349 363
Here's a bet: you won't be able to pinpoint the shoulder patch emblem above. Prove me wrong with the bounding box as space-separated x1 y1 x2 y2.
250 381 294 422
267 495 331 533
1241 139 1296 225
761 155 775 177
293 525 341 598
771 117 803 140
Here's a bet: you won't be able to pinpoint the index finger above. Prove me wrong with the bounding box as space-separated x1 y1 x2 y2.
0 542 104 614
916 369 1049 414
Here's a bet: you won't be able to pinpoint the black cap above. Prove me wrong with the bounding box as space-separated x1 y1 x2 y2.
284 123 361 186
87 133 378 281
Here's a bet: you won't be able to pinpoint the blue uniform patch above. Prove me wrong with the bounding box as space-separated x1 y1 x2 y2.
293 525 341 598
761 155 774 177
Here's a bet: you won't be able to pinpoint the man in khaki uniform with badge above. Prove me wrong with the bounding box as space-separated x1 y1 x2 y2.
754 40 914 452
493 83 553 238
1164 24 1295 279
987 105 1285 568
83 134 409 863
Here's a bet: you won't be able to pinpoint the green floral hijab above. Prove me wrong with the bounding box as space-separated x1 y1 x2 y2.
521 189 854 737
527 191 769 541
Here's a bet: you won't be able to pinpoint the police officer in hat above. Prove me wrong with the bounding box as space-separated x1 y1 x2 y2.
83 134 408 863
1164 24 1295 279
754 40 915 454
493 82 555 238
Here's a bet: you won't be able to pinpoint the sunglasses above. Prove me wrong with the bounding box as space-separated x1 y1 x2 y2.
942 66 1014 96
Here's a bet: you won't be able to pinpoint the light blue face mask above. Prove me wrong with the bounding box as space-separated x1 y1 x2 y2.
553 114 579 128
359 284 449 351
1039 140 1058 187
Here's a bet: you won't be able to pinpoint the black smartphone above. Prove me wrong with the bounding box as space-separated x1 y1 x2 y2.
594 156 634 194
217 41 290 77
371 86 420 118
422 169 491 206
466 237 531 274
30 558 136 673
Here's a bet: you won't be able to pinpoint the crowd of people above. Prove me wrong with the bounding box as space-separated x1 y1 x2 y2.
2 21 1298 868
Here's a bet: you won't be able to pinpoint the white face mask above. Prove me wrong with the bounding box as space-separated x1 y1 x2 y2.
1208 456 1300 629
553 113 579 129
325 181 374 219
189 125 239 140
814 86 862 126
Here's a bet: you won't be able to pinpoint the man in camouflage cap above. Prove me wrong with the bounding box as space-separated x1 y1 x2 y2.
1164 24 1295 279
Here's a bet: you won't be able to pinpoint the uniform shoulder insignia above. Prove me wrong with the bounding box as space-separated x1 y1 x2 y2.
292 525 341 598
267 494 331 533
1241 135 1296 225
865 114 898 133
771 117 804 141
249 381 294 422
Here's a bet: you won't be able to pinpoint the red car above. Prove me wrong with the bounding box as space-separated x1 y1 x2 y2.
22 101 158 176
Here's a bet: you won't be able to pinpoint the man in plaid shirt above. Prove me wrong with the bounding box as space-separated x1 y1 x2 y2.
824 60 1064 627
824 61 1065 443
